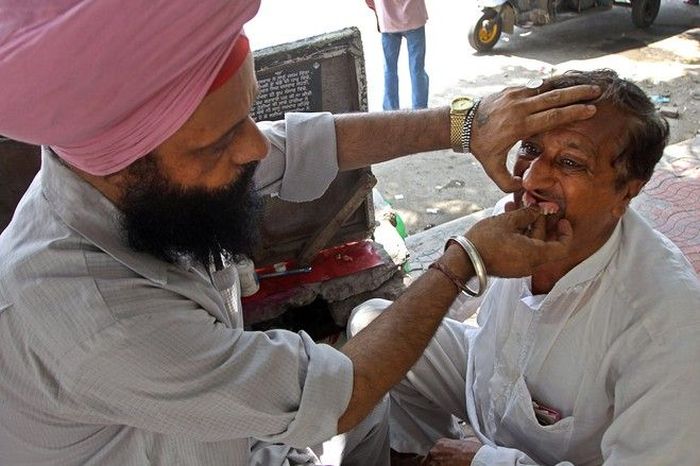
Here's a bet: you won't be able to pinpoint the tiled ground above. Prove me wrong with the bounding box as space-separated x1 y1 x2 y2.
631 137 700 274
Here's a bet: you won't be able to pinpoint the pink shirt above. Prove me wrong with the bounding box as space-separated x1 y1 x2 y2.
373 0 428 33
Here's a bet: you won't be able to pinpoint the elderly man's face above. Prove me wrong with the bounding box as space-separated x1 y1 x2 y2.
513 104 644 260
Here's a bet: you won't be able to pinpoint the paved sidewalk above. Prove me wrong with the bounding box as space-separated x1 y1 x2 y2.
632 136 700 273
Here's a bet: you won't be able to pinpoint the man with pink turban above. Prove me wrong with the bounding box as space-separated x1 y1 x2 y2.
0 1 602 464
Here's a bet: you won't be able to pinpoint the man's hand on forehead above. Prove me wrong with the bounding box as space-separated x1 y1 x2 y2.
467 82 601 193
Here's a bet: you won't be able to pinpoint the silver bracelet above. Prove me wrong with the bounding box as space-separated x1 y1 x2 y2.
444 235 488 297
461 98 481 155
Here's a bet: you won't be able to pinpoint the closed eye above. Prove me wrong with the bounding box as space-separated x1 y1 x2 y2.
557 156 586 170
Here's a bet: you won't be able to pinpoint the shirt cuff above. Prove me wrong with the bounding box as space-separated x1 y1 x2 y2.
472 444 534 465
266 331 353 448
278 112 339 202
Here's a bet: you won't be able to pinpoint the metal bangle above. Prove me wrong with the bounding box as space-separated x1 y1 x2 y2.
444 235 488 297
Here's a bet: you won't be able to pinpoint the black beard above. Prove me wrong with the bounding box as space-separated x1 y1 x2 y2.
119 155 262 270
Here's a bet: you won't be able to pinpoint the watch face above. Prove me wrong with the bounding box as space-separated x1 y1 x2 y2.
452 97 474 112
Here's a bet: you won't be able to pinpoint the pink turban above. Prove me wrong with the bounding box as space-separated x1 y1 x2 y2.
0 0 260 175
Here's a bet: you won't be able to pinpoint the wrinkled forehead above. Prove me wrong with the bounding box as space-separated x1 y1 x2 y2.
559 103 632 161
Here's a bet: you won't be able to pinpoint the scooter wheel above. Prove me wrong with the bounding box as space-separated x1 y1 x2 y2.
468 12 503 52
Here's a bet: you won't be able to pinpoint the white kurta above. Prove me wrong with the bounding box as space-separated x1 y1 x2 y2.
381 197 700 465
466 201 700 464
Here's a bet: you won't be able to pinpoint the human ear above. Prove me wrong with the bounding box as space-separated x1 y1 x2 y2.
624 179 646 201
611 179 645 218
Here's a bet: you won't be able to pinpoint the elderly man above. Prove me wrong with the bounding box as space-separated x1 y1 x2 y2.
350 69 700 465
0 2 603 465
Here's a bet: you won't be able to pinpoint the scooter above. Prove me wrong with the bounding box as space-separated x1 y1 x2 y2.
468 0 661 51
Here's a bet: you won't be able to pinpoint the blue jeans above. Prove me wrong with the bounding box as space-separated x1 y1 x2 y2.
381 26 429 110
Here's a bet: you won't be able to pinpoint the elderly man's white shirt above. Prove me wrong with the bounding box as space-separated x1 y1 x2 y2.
466 200 700 465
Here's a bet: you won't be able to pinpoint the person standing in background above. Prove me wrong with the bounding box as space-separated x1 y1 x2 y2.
366 0 430 110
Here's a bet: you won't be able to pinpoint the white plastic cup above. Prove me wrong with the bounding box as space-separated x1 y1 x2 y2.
234 255 259 297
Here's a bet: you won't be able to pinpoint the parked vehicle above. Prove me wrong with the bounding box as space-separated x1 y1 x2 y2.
468 0 661 51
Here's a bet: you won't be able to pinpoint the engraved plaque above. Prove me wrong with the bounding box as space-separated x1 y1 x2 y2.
251 27 374 266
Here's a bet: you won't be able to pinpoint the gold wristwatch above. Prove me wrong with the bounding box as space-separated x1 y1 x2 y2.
449 96 476 153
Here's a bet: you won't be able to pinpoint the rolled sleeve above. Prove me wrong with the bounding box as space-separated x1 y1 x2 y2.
255 112 339 202
259 332 354 447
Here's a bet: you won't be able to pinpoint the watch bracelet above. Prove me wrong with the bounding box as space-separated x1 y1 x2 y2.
450 112 465 152
461 98 481 155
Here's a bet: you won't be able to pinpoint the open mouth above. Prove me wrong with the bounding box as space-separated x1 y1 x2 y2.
521 190 563 216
